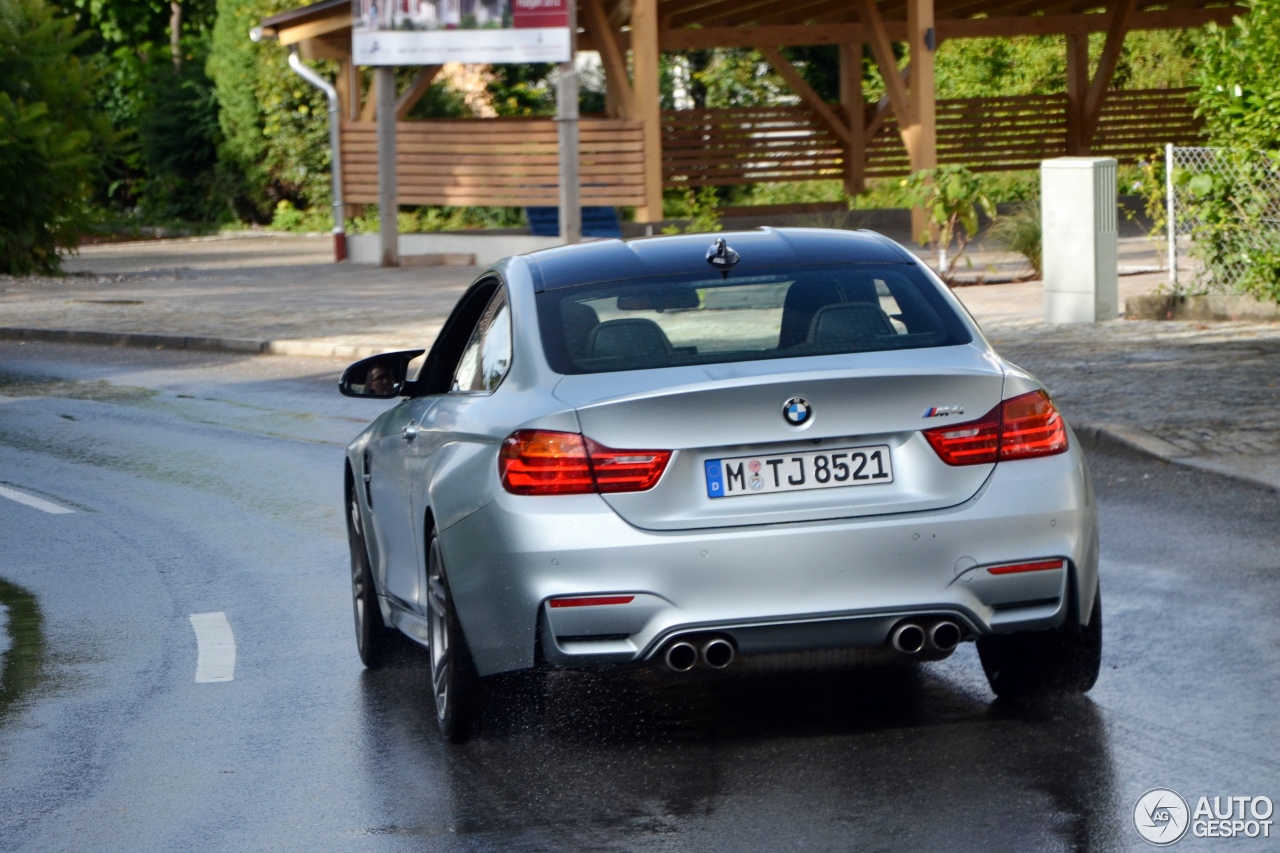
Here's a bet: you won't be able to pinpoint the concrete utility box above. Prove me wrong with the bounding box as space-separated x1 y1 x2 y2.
1040 158 1118 324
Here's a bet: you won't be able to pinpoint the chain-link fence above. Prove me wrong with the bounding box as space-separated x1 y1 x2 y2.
1167 144 1280 291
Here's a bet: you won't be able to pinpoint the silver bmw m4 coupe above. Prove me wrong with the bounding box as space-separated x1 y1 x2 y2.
340 228 1101 740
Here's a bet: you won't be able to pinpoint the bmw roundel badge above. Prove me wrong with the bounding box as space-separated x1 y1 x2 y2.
782 397 811 426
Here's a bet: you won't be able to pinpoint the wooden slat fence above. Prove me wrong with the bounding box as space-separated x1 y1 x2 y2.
663 106 846 186
663 88 1203 186
341 118 646 207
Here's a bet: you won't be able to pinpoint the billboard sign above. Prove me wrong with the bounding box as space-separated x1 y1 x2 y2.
352 0 571 65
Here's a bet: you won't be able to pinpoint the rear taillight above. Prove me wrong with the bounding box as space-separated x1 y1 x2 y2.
998 390 1069 460
924 390 1067 466
922 408 1001 465
499 430 670 495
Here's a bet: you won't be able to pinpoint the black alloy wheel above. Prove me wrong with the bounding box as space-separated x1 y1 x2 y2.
348 487 390 668
978 583 1103 699
427 531 479 742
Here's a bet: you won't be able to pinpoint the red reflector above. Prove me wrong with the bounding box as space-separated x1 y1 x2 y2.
499 430 670 495
548 595 636 608
986 559 1065 576
923 390 1067 466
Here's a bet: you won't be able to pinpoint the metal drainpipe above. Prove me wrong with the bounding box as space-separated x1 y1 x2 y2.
286 48 347 262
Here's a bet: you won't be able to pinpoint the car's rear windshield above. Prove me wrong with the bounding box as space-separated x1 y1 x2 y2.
535 264 973 375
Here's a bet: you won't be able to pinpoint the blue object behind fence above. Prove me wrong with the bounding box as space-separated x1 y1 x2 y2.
526 207 623 239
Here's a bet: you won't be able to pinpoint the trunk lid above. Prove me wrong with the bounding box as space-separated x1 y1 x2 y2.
555 346 1004 531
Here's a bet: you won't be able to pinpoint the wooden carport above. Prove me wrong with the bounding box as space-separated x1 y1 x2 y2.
260 0 1244 227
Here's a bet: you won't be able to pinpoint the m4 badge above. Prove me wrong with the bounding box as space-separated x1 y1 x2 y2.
922 405 965 418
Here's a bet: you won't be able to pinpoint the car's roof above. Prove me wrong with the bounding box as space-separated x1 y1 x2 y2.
521 227 916 292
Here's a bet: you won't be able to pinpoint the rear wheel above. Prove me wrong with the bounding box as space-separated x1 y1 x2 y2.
978 584 1102 699
427 531 480 742
348 488 391 668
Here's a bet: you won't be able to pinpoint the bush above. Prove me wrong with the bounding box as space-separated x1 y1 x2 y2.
1193 1 1280 150
900 165 995 282
0 0 110 273
987 200 1042 277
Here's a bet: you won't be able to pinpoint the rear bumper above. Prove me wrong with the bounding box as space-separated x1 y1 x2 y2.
442 444 1097 676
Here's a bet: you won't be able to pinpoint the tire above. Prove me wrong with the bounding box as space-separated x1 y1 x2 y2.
978 583 1102 700
348 487 391 669
427 531 480 742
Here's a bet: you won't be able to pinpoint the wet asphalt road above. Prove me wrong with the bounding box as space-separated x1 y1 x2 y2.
0 341 1277 852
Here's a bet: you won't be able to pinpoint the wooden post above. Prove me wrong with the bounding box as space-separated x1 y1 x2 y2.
582 0 635 118
558 2 582 245
1082 0 1138 146
839 42 865 196
631 0 663 223
906 0 936 241
1065 33 1089 155
376 66 398 267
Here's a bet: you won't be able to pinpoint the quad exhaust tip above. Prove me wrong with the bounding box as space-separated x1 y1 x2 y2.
890 623 927 654
664 641 698 672
701 638 735 669
930 620 962 653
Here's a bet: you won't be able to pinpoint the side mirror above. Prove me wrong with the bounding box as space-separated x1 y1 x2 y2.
339 350 426 398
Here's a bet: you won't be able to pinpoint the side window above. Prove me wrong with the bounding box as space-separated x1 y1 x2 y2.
451 288 511 393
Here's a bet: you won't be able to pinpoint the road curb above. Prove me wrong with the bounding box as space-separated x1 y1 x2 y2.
0 327 392 361
1077 421 1279 493
0 326 268 354
1074 422 1192 461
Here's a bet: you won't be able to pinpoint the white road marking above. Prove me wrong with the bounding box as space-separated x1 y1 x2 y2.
190 612 236 683
0 485 74 515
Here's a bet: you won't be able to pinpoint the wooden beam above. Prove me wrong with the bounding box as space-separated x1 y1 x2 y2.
857 0 911 129
662 23 862 50
906 0 936 239
703 0 836 29
359 70 379 122
335 58 353 123
395 65 441 120
1082 0 1138 143
865 63 908 139
938 6 1242 38
758 46 854 148
839 42 865 195
683 0 782 29
298 34 349 60
1064 32 1089 155
277 13 352 46
345 60 361 122
631 0 663 222
582 0 636 118
655 7 1244 49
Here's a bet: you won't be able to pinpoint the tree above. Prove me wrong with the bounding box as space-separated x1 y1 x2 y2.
0 0 111 273
208 0 330 220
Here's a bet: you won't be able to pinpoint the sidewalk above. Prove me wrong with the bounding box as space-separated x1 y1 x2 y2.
2 232 1278 491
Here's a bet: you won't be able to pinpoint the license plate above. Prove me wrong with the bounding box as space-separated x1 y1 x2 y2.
704 445 893 499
